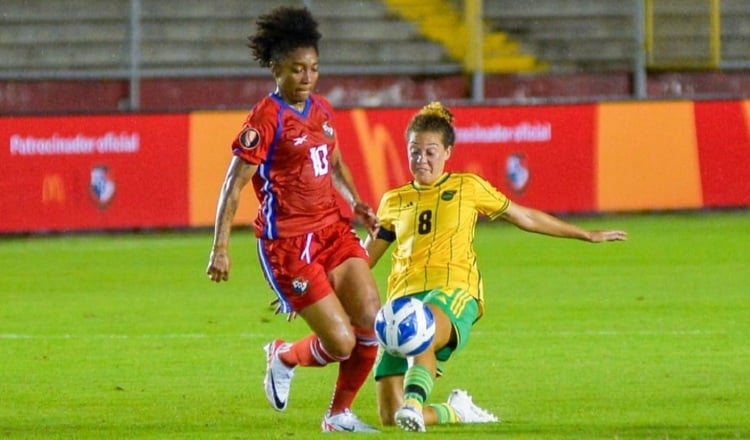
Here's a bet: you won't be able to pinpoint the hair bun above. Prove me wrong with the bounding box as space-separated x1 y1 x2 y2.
419 102 454 124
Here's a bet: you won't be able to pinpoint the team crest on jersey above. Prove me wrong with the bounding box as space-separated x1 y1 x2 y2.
89 165 116 209
441 190 456 201
322 121 334 138
291 277 309 295
239 128 261 150
506 152 529 193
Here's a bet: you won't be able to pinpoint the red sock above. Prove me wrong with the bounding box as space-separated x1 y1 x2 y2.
327 328 379 415
279 334 345 367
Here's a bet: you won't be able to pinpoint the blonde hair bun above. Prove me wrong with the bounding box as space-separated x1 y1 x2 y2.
419 101 454 124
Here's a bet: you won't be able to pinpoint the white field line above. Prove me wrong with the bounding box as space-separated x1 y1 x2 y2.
0 329 727 340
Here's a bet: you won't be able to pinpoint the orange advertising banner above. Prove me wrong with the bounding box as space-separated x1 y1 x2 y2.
188 111 259 228
0 114 189 233
596 101 703 211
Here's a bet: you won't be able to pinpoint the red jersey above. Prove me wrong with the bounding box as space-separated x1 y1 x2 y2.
232 93 343 239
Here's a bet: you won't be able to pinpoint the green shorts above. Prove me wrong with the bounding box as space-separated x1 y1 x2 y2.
374 288 479 380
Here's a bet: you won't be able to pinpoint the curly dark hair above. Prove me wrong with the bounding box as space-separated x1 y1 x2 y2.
248 7 321 67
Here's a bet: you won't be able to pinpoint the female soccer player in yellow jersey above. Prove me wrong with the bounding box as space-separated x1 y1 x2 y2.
364 102 628 432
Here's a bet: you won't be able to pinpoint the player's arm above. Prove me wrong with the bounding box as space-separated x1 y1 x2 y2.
499 202 627 243
330 147 380 237
364 232 393 268
206 156 258 282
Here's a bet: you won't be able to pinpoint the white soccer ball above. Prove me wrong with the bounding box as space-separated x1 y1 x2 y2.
374 296 435 358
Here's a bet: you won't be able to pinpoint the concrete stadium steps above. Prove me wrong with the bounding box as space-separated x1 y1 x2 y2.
483 0 636 72
1 0 747 77
382 0 544 73
484 0 750 71
646 0 749 68
0 0 450 73
0 0 129 70
1 0 128 20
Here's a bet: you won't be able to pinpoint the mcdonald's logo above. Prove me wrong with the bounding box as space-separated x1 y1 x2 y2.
42 174 66 204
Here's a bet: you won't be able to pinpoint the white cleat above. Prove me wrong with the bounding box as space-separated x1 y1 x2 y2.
394 404 426 432
263 340 294 411
447 389 499 423
321 409 380 433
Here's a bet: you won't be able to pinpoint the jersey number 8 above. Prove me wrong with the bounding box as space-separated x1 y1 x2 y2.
418 210 432 234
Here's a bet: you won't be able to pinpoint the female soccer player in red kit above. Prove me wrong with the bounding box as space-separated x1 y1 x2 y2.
205 7 381 432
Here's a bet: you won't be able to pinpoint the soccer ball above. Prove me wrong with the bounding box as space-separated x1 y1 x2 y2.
374 296 435 357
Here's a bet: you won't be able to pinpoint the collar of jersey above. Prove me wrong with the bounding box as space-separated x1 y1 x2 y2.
412 173 450 190
270 92 312 117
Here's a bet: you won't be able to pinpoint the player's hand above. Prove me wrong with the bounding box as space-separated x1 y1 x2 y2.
353 202 380 238
589 230 628 243
270 298 297 321
206 248 231 282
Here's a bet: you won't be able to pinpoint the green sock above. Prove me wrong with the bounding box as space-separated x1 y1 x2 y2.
403 364 433 405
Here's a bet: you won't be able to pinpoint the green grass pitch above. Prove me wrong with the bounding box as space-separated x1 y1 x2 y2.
1 211 749 439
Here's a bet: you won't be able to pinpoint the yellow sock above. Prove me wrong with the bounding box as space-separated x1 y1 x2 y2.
429 403 459 424
404 397 423 410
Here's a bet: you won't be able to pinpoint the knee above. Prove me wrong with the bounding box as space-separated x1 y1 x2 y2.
350 288 382 329
322 328 356 359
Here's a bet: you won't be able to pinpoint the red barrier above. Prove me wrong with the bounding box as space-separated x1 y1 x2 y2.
694 101 750 208
2 100 748 234
448 105 596 213
0 114 189 233
335 104 597 213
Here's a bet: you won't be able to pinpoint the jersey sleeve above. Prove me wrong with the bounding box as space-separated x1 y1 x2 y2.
375 191 397 241
231 105 278 165
467 174 511 220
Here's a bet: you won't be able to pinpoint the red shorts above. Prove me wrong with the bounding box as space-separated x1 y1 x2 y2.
256 219 369 313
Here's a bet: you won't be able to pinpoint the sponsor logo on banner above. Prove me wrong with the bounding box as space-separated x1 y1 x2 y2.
89 165 116 209
506 153 529 194
42 174 66 205
9 132 140 155
455 122 552 144
0 113 190 233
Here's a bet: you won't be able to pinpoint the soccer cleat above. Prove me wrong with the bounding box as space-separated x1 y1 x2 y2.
447 389 499 423
394 404 426 432
321 409 380 433
263 340 294 411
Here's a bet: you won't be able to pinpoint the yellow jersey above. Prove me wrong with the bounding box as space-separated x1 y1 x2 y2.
376 172 510 317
